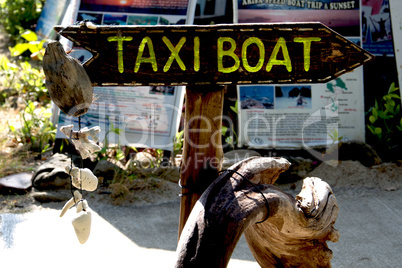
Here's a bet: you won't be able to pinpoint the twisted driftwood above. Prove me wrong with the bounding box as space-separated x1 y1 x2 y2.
175 157 339 268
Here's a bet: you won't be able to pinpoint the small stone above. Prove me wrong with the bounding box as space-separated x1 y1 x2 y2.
31 190 71 203
93 160 122 184
31 153 74 190
0 172 32 195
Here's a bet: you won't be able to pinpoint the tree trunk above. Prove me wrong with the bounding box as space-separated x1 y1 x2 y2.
175 157 339 268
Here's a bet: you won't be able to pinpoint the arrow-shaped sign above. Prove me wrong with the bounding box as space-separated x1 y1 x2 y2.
55 22 373 87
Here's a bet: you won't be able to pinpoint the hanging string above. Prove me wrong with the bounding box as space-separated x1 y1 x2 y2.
218 169 271 224
68 129 75 201
78 116 83 196
67 116 84 203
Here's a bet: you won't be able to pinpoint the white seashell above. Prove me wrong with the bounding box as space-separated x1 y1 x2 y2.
72 200 92 244
65 166 98 192
60 190 82 217
78 168 98 192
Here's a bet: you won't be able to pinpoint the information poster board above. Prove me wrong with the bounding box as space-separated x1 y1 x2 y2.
389 0 402 99
362 0 393 56
56 0 189 151
236 0 365 150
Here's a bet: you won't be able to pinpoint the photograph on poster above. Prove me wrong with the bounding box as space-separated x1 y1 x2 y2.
275 86 312 109
103 13 128 25
79 0 188 15
239 85 274 110
362 0 393 55
238 0 360 36
361 6 372 42
77 12 103 24
150 86 175 95
369 13 392 43
127 15 158 25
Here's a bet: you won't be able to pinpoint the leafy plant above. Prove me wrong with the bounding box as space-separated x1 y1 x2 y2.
0 55 48 104
222 100 238 150
8 100 56 156
328 129 343 145
97 121 130 162
0 0 44 42
9 29 46 60
366 82 402 152
173 130 184 155
0 30 48 105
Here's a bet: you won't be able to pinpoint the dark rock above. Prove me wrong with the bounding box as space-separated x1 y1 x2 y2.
31 190 71 203
32 153 74 190
327 141 382 167
0 172 33 195
93 160 123 184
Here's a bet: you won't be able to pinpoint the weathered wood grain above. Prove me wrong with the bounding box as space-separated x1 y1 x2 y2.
175 157 339 268
43 41 93 117
178 86 224 238
54 22 374 87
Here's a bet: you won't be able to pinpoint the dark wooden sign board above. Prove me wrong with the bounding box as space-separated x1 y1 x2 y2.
55 22 374 238
55 22 373 87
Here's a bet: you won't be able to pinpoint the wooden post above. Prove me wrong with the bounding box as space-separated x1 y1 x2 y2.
178 86 224 238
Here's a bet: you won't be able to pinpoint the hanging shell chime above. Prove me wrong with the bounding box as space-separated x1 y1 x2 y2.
43 41 93 117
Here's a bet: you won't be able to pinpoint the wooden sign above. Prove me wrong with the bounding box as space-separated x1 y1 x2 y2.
55 22 373 87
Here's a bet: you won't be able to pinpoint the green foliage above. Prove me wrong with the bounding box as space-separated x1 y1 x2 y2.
222 101 238 150
173 130 184 155
8 100 56 155
9 29 46 60
97 121 131 162
0 0 44 42
366 82 402 149
0 30 48 105
328 129 343 144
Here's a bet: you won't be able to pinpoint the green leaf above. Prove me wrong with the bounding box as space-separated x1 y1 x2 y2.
374 127 382 135
369 115 376 124
230 101 238 114
387 93 401 99
115 149 125 161
8 124 16 133
9 43 29 56
367 125 375 134
372 107 378 118
388 82 398 93
221 126 228 136
21 30 38 42
384 104 394 113
27 101 35 113
28 42 41 54
112 128 121 135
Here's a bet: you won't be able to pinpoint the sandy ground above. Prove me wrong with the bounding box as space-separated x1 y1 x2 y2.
1 160 402 267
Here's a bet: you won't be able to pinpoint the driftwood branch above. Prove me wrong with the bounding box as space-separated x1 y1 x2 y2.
175 157 339 268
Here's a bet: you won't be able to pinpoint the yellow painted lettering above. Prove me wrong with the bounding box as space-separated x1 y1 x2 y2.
266 37 292 72
107 36 133 73
134 36 157 73
163 36 186 72
217 37 240 73
294 37 321 71
242 37 265 72
194 36 200 72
